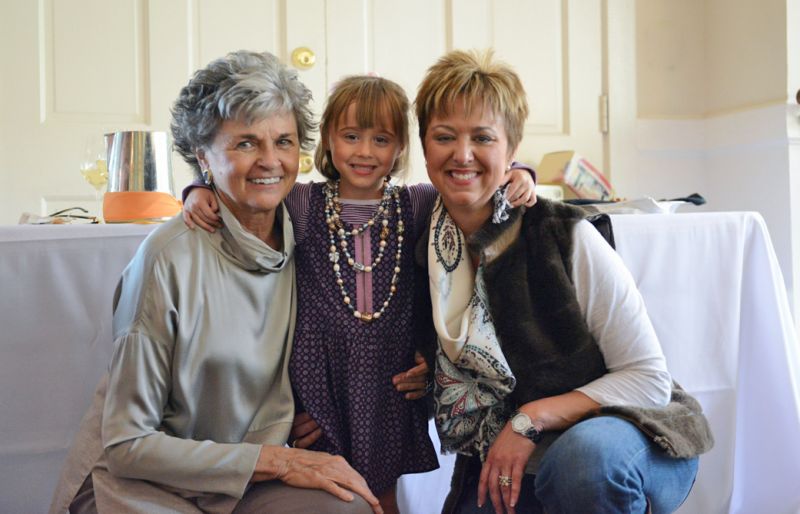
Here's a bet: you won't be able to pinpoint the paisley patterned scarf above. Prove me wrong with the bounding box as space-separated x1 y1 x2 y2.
428 199 516 460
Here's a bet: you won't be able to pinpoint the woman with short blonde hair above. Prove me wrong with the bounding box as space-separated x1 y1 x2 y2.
414 49 712 514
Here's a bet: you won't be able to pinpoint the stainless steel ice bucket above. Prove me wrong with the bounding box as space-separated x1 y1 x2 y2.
105 131 175 195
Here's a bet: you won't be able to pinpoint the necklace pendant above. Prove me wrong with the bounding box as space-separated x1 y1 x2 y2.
361 312 373 322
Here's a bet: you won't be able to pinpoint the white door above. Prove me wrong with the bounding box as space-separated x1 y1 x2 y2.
0 0 327 224
0 0 606 224
322 0 607 186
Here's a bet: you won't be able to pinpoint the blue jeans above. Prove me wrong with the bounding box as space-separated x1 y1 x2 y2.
456 417 698 514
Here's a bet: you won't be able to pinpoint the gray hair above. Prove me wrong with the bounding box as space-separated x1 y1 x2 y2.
171 50 315 178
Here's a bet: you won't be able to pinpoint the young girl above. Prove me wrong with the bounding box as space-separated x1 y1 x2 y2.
183 75 535 513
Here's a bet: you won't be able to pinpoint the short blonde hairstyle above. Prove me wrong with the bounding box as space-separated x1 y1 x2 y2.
415 49 528 154
315 76 410 181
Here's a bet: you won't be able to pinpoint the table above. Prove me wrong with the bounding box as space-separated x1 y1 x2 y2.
0 224 152 514
611 212 800 514
1 213 799 514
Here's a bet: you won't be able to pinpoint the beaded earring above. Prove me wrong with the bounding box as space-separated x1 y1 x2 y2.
492 185 512 224
202 168 213 186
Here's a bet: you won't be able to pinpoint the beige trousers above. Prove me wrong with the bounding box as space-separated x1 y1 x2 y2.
70 475 373 514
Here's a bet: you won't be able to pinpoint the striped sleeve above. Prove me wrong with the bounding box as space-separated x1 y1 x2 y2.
406 182 439 238
284 182 314 244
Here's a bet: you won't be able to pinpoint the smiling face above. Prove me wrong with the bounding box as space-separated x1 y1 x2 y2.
197 113 299 234
424 100 515 228
328 102 403 200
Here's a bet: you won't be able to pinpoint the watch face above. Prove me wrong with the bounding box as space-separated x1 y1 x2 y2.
511 413 531 432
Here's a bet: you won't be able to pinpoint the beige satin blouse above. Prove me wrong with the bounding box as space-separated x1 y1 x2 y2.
50 197 297 513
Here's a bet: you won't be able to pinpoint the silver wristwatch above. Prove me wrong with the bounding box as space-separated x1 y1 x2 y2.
510 412 543 443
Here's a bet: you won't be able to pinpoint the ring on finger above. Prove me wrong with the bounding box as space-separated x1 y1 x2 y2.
498 475 512 487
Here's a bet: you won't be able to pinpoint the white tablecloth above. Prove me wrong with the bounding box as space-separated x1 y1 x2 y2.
0 224 153 514
1 212 799 514
611 212 800 514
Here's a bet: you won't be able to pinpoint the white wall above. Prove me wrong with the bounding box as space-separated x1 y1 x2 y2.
705 0 787 115
636 0 706 118
636 0 787 118
627 0 798 318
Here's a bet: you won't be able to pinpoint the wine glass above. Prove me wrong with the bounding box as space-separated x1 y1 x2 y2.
79 136 109 221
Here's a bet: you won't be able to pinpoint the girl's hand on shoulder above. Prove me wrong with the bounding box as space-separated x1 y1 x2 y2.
253 446 384 514
504 167 537 208
182 187 222 232
392 352 430 400
477 422 536 514
290 411 322 449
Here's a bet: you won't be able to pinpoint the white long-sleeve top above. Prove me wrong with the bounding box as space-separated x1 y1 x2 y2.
570 220 672 407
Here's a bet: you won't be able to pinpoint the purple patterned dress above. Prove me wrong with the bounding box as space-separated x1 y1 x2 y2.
289 183 438 494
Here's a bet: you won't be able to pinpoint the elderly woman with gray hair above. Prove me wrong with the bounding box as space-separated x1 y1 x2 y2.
49 50 381 514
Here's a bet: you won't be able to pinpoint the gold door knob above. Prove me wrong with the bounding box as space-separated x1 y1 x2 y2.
299 152 314 174
291 47 316 70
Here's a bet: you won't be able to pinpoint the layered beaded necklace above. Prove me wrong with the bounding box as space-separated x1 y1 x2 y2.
324 180 404 322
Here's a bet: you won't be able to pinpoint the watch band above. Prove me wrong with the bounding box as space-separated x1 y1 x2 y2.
511 411 544 443
523 424 543 443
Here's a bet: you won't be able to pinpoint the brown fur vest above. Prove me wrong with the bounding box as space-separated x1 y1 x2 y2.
413 199 713 514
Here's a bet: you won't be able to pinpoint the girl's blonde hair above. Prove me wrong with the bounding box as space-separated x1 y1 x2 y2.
415 49 528 154
315 76 410 180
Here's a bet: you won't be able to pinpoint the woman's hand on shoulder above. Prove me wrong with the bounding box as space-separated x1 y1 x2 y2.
290 411 322 449
478 423 536 514
503 167 537 208
253 446 383 514
392 352 430 400
182 187 222 232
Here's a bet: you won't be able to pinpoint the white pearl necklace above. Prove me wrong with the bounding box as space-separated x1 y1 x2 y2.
324 181 404 322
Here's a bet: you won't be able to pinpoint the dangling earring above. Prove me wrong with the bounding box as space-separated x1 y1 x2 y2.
492 184 512 224
202 168 213 186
